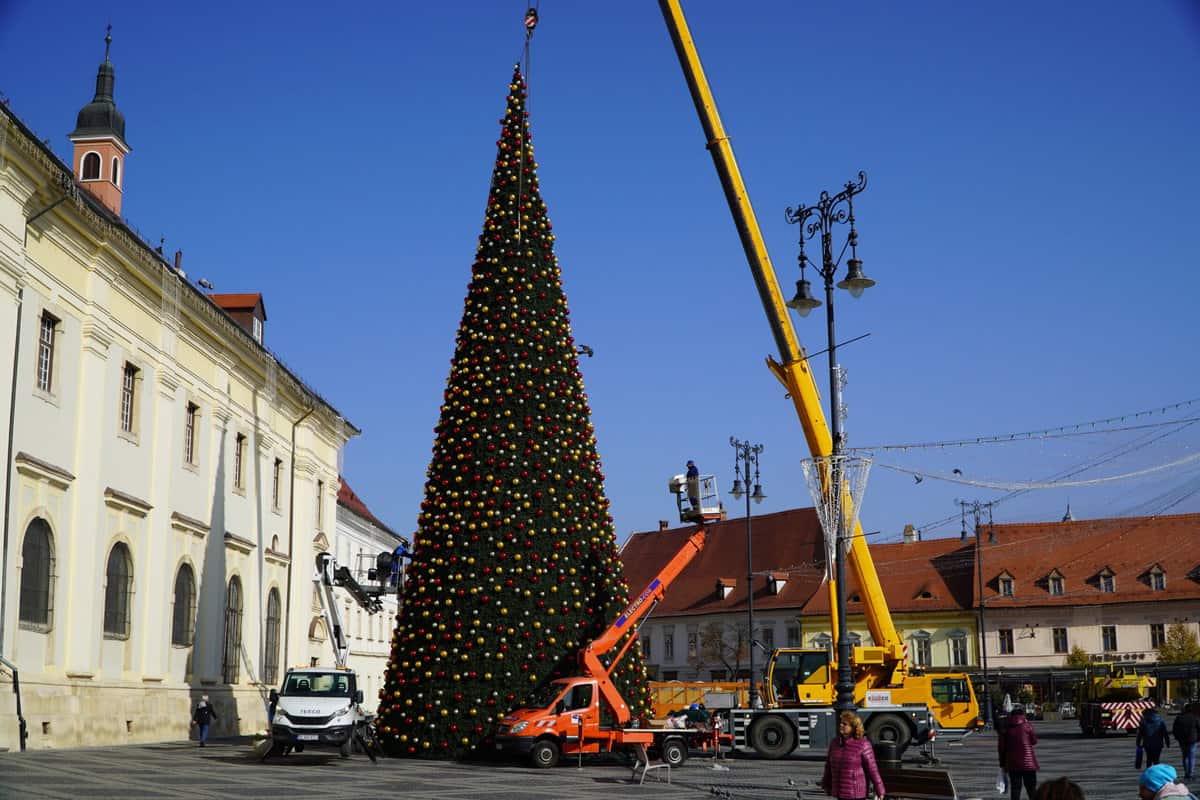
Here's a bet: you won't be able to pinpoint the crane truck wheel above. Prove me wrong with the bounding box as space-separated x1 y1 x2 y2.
748 715 797 759
530 738 561 769
659 737 689 767
866 714 911 754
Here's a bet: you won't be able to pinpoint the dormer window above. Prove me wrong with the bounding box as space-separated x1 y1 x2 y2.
252 316 263 343
1099 569 1115 593
82 151 101 180
998 571 1014 597
768 572 788 595
716 578 735 599
1047 570 1064 596
1148 566 1166 591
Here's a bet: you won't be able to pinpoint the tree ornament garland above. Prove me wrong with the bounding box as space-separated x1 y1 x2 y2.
377 65 650 758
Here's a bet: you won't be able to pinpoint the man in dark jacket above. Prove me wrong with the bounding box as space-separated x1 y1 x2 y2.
1138 707 1172 767
1172 703 1200 779
999 706 1040 800
191 696 218 747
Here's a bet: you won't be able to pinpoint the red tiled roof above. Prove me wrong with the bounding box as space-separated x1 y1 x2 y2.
209 292 267 318
802 536 976 615
974 513 1200 608
337 477 398 537
619 508 826 617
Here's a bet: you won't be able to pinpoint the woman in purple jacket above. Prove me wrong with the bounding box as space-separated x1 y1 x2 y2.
823 711 886 800
999 706 1040 800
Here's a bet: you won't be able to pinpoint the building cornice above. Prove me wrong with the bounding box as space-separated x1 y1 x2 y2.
223 531 256 555
14 452 75 490
170 511 209 539
103 487 151 518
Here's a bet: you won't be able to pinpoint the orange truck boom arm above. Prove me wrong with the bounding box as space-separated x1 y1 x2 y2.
580 527 707 722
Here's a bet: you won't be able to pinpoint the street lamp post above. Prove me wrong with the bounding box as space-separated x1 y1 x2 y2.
784 171 875 713
729 437 765 709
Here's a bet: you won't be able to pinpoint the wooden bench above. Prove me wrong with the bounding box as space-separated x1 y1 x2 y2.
879 766 958 800
629 742 671 785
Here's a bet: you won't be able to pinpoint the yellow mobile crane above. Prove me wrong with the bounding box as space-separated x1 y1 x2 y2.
657 0 982 750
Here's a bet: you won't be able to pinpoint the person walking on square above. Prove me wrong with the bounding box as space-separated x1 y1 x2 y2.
1139 764 1197 800
1139 706 1172 767
1173 703 1200 780
192 695 217 747
999 705 1040 800
822 711 886 800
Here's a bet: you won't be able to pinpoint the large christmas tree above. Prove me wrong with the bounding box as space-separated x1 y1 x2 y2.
377 66 650 758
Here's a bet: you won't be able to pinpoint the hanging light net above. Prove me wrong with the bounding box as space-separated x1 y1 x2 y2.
800 454 873 576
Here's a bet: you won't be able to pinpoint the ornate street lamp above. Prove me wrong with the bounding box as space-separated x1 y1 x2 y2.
785 171 875 712
729 437 765 708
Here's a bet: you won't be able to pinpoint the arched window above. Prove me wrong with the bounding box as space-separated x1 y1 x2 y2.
171 564 196 646
82 152 101 180
103 543 133 639
264 588 281 685
222 577 243 684
111 157 120 187
19 518 55 630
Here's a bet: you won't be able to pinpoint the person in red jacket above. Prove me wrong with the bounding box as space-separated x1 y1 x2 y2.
999 705 1040 800
823 711 886 800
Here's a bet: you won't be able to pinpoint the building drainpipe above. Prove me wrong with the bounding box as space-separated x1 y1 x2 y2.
281 406 314 669
0 289 26 751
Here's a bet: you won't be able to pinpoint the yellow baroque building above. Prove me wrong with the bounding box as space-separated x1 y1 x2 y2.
0 46 355 749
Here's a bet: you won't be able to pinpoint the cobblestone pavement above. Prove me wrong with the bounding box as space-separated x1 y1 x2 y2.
0 720 1181 799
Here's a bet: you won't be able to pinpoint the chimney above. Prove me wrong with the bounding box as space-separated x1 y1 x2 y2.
902 524 917 545
174 250 183 271
658 520 670 532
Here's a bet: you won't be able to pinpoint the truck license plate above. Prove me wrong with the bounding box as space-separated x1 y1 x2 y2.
495 743 503 750
298 734 318 741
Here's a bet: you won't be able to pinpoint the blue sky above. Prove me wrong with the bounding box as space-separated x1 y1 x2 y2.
3 1 1198 547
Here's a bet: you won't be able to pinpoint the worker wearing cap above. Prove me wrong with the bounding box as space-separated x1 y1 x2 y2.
685 460 700 510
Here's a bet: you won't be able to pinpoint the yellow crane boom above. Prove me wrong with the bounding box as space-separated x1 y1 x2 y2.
657 0 904 670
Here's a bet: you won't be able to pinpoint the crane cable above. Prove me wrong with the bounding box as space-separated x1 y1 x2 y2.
515 4 540 257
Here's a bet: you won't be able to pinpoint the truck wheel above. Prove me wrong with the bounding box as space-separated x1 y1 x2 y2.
661 737 688 767
748 715 796 759
530 738 560 769
866 714 912 754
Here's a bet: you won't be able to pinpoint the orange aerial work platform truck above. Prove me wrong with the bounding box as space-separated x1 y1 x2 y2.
494 486 726 769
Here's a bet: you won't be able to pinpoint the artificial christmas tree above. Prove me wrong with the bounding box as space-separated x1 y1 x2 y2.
376 66 650 758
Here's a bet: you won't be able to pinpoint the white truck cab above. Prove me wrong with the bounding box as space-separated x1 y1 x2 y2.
269 667 365 757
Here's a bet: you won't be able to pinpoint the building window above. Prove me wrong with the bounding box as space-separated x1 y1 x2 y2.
272 458 283 510
111 157 120 187
999 577 1014 597
687 631 698 659
222 577 243 684
1102 625 1118 652
1151 623 1166 649
81 151 101 180
184 403 199 465
252 316 263 343
1049 575 1064 596
1052 627 1068 654
641 636 652 660
171 564 196 646
911 631 932 667
234 433 246 490
1099 571 1115 593
949 631 968 667
36 312 57 393
664 631 674 661
787 625 800 648
119 362 139 433
18 518 54 631
103 543 133 639
813 633 833 652
998 628 1014 655
1150 569 1166 591
316 479 324 529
